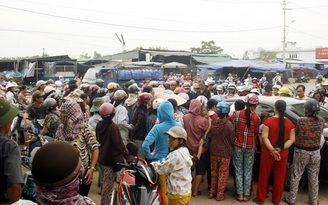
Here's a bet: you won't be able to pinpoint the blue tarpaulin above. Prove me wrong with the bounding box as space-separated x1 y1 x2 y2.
196 60 286 72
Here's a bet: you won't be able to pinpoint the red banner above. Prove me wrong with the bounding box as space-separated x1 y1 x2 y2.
316 48 328 59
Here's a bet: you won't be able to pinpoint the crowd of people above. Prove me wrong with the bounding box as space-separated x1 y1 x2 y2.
0 71 326 205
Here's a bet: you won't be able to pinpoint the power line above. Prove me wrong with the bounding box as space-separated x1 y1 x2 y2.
0 4 281 33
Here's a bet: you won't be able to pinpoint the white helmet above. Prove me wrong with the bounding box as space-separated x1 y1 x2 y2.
5 82 16 89
196 95 208 107
152 98 165 110
44 86 55 94
55 80 63 87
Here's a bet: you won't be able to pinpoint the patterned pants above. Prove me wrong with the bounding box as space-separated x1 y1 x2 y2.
99 164 115 205
209 156 230 200
233 147 255 196
287 148 320 205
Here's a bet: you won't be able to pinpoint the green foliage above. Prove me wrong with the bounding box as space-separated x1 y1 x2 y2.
190 40 223 54
256 48 277 63
93 51 102 60
80 53 91 59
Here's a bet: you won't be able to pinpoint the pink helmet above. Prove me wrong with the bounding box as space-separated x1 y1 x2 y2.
244 93 259 105
174 87 185 94
99 103 114 117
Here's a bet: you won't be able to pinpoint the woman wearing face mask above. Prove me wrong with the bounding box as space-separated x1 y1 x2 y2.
131 92 153 159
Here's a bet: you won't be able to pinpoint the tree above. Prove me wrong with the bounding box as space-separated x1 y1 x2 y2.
190 40 223 54
80 53 91 59
93 51 102 60
256 48 277 63
148 47 168 50
243 50 249 60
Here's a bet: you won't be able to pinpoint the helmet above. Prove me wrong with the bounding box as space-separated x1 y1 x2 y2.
32 142 81 188
97 88 107 97
44 86 55 94
316 87 326 96
278 87 290 95
249 88 260 95
244 93 259 105
47 92 62 102
99 103 114 117
79 83 89 89
304 99 320 113
178 93 189 101
127 84 139 94
152 98 165 109
138 92 153 104
47 79 55 85
107 82 119 90
5 82 16 89
227 83 236 90
174 87 185 94
272 85 281 90
43 98 57 110
196 95 208 107
216 101 230 114
95 79 104 87
89 85 99 93
55 80 63 87
211 95 223 103
113 90 128 100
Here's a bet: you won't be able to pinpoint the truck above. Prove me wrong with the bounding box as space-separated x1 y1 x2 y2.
94 67 164 87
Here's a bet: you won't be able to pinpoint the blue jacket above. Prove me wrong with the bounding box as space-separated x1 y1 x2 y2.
142 101 181 161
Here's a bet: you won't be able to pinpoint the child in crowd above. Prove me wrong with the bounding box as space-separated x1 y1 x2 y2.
151 126 193 205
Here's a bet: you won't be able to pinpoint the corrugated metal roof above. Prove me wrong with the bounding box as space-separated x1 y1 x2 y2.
192 55 231 64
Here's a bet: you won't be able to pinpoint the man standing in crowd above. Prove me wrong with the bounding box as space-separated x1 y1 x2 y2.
0 98 23 204
295 84 308 100
196 79 211 100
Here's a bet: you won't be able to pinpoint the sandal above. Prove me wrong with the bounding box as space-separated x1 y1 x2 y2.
282 197 295 205
252 198 264 205
216 196 226 201
192 191 202 197
235 195 243 202
243 195 251 202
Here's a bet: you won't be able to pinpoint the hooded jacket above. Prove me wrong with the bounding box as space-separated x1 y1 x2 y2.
142 101 181 161
183 99 209 154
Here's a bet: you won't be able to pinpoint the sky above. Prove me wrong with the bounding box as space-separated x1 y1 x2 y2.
0 0 328 59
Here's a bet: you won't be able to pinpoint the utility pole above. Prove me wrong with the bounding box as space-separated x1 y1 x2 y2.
282 0 291 66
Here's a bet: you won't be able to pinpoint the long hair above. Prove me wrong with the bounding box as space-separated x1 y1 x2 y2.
245 102 255 128
275 100 286 149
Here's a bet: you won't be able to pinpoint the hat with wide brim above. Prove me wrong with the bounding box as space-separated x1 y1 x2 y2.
157 92 187 106
0 98 18 128
164 126 187 141
90 97 104 112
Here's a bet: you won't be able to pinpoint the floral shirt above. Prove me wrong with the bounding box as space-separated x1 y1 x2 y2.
151 147 192 195
295 117 324 149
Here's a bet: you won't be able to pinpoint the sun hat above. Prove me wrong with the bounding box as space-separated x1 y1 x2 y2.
164 126 188 141
90 97 104 112
36 80 47 88
0 98 18 128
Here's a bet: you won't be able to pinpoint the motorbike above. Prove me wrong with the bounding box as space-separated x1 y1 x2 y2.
111 142 162 205
296 75 310 83
21 133 53 202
